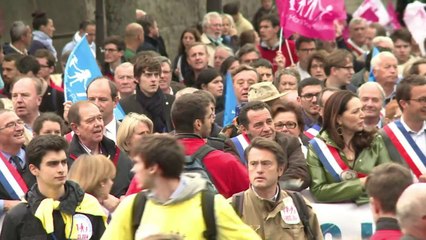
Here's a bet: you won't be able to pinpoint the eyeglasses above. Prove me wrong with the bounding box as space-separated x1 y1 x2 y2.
409 97 426 104
0 119 25 131
209 23 222 28
101 48 118 53
301 93 320 101
274 121 297 130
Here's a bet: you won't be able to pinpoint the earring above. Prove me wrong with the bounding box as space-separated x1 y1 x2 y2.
336 125 343 136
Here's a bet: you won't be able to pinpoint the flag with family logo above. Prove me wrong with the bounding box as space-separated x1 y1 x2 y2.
64 35 125 120
276 0 346 41
353 0 390 26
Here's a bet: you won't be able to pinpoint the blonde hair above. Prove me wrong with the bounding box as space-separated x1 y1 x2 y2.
116 112 153 153
68 154 116 198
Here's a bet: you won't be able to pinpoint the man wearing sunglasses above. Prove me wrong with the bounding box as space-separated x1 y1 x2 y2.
0 109 35 222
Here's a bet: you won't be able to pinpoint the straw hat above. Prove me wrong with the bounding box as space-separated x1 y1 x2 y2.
248 81 288 102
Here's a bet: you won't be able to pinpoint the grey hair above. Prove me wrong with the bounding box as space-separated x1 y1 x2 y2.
357 82 386 100
215 45 234 56
202 12 222 29
371 52 397 71
10 21 28 43
154 56 172 67
397 183 426 231
349 17 367 28
372 36 394 49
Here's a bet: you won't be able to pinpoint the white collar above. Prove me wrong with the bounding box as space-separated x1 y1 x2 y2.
251 184 280 202
104 117 117 143
400 116 426 134
9 43 27 55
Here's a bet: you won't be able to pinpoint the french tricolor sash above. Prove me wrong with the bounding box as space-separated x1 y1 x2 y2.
310 137 366 182
304 124 321 139
383 120 426 178
0 152 28 199
230 133 251 166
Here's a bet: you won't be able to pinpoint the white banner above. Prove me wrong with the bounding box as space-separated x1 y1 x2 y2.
302 190 375 240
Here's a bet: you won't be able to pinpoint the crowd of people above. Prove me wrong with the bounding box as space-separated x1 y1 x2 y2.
0 0 426 239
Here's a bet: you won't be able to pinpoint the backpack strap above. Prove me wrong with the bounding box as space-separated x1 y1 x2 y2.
286 191 315 240
192 144 216 160
231 191 245 217
132 191 147 237
206 137 225 150
191 144 216 183
201 190 217 240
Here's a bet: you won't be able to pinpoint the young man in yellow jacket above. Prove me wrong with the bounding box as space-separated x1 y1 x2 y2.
102 134 260 240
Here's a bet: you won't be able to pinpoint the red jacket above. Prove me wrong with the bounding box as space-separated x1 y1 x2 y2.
258 40 298 72
126 137 250 198
180 137 249 198
370 218 402 240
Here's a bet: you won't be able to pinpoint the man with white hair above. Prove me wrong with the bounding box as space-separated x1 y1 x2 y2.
372 36 394 51
201 12 224 66
345 18 368 59
396 183 426 240
213 45 233 70
114 62 136 99
371 51 398 105
358 82 385 130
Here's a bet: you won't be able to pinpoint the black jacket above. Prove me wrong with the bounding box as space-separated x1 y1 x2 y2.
0 181 105 240
39 85 65 118
2 43 22 56
119 93 175 133
138 35 168 57
67 135 133 197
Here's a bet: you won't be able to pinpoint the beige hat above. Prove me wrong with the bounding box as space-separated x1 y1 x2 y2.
248 81 288 102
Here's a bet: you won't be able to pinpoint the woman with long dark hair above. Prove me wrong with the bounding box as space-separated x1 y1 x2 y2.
307 90 390 204
172 27 201 82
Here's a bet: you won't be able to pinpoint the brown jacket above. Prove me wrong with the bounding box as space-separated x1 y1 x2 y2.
225 132 311 191
232 187 323 240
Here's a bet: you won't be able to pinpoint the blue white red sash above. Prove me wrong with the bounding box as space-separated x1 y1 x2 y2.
310 137 366 182
383 120 426 178
304 124 321 139
0 152 28 199
230 133 251 166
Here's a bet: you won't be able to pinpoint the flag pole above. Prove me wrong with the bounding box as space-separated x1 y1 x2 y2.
285 38 294 66
279 27 283 53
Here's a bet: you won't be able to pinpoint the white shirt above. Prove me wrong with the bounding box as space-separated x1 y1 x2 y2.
401 116 426 157
104 117 117 144
296 62 311 81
